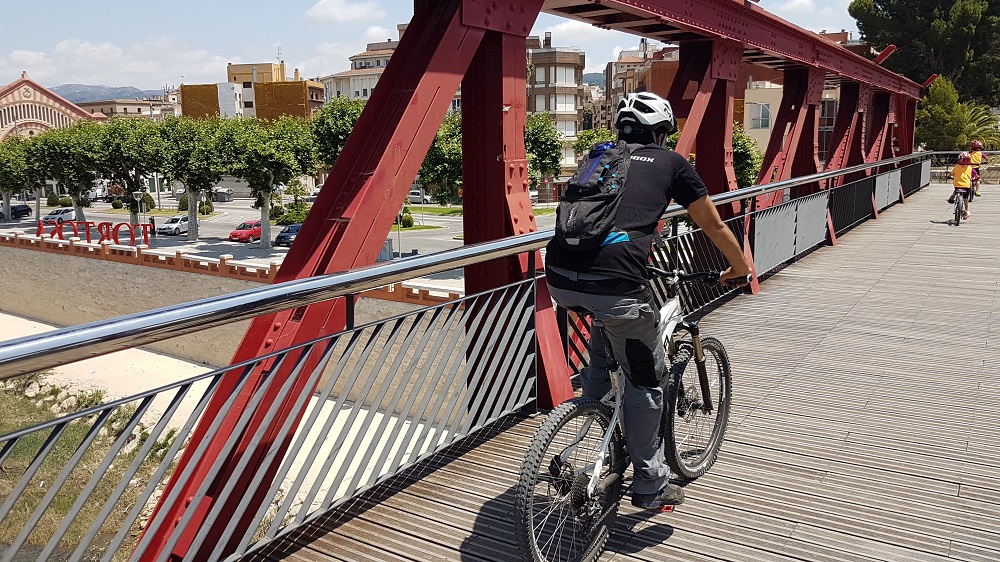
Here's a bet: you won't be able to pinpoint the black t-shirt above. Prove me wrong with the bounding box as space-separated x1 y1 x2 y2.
546 144 709 284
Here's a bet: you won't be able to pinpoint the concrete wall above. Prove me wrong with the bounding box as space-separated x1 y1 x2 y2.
0 245 423 368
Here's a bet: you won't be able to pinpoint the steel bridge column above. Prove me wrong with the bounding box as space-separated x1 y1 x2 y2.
668 40 743 217
137 1 488 559
825 83 868 188
756 67 823 206
461 2 572 409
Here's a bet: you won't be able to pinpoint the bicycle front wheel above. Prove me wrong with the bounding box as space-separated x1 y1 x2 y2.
514 397 626 562
663 337 732 479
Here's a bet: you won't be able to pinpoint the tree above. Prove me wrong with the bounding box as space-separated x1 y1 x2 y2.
572 127 616 156
915 77 968 150
32 121 102 223
313 96 366 168
732 124 764 190
419 111 463 204
97 116 165 225
0 136 30 220
160 116 228 240
221 116 316 249
582 107 594 130
525 113 564 188
849 0 1000 105
961 102 1000 149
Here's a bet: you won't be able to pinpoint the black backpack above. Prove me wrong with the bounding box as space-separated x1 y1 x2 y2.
554 140 636 251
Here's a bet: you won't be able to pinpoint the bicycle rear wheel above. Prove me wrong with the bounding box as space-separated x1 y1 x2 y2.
514 397 626 562
663 337 732 479
955 195 963 225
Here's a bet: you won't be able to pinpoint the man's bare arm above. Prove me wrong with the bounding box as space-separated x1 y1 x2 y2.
685 195 753 281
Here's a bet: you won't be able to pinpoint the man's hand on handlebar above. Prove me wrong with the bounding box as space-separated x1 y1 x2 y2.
719 265 753 287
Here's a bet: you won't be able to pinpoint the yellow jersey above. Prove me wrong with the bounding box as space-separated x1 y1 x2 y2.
952 165 974 188
970 151 984 166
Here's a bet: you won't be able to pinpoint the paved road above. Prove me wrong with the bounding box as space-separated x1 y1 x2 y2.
0 198 557 266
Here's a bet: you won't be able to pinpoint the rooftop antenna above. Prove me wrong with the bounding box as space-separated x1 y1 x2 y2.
276 45 283 62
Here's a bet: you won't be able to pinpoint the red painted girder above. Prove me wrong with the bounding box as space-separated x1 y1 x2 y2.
756 68 823 205
138 1 487 559
541 0 923 99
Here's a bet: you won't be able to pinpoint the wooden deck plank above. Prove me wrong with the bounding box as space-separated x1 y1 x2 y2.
252 184 1000 561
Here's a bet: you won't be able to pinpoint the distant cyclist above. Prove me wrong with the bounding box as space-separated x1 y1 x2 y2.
969 140 988 195
948 152 977 220
544 92 752 509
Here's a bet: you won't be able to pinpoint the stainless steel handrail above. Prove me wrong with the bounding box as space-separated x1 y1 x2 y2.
0 152 933 379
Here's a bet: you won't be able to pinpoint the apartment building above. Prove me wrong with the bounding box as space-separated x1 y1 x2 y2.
527 32 586 193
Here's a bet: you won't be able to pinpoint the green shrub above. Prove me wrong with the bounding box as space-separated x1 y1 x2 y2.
46 192 60 207
178 193 189 211
276 206 310 225
198 203 213 215
58 197 73 207
111 199 123 209
142 193 156 211
400 214 414 228
269 205 286 220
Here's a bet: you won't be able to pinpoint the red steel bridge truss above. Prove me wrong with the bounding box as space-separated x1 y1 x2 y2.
139 1 924 559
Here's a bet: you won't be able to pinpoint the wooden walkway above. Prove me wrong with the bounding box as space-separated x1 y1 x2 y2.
248 184 1000 562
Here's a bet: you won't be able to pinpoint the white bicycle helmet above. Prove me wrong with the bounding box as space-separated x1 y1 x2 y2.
615 92 677 138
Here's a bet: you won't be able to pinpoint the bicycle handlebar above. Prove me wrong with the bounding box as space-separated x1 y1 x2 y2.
646 266 752 287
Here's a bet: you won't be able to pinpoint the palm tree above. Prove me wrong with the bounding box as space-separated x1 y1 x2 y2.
961 103 1000 150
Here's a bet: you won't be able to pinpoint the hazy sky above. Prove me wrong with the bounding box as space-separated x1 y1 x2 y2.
0 0 860 90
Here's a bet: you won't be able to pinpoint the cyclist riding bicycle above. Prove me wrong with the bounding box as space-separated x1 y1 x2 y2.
948 151 977 219
544 91 752 510
970 140 988 195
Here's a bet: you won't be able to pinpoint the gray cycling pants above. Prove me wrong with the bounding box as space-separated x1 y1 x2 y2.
547 283 669 495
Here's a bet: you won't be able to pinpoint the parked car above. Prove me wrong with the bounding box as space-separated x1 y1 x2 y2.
41 208 76 225
408 189 432 204
157 214 190 236
528 187 539 204
274 223 301 247
229 220 262 242
0 203 32 219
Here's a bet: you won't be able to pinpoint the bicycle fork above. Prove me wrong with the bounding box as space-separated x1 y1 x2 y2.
680 321 715 414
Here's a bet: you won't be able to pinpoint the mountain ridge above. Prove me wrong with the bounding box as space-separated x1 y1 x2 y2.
51 84 167 103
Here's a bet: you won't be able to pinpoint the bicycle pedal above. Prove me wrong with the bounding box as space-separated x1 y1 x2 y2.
659 505 674 513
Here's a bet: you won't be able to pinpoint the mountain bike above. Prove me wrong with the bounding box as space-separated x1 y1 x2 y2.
514 267 745 562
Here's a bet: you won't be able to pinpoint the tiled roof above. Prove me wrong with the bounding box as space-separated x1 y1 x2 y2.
617 55 644 64
329 68 387 78
350 49 395 58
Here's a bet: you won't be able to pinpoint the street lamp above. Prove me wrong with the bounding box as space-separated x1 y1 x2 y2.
132 191 144 226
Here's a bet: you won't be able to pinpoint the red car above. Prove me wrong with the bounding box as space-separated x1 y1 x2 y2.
229 220 262 242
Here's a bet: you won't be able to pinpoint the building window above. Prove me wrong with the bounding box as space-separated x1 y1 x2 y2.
242 81 252 88
244 101 254 108
557 120 576 137
363 88 368 97
555 94 574 112
554 66 575 86
749 103 770 129
535 94 545 111
377 60 381 67
355 91 360 97
336 91 341 97
535 66 545 85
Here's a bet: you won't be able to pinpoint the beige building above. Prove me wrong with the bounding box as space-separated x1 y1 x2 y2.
527 32 586 191
181 61 324 119
319 25 461 110
76 95 180 121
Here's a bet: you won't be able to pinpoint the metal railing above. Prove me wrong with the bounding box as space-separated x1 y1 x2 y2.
0 150 936 561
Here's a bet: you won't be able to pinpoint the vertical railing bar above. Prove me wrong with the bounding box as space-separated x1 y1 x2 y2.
0 423 69 525
346 294 355 330
1 410 114 562
340 310 442 494
127 362 260 561
384 297 479 473
71 384 193 562
206 340 338 561
186 343 318 560
265 331 368 538
406 285 520 463
293 323 390 523
98 372 230 562
235 334 343 550
153 354 294 562
324 317 413 503
41 394 157 561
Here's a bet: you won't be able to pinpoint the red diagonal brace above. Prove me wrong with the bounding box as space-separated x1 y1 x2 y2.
138 1 489 559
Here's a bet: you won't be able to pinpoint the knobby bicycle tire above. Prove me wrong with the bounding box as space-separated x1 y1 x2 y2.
955 196 963 225
663 337 732 479
514 397 627 562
